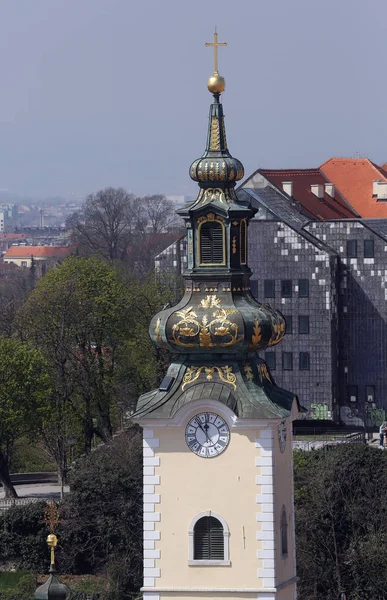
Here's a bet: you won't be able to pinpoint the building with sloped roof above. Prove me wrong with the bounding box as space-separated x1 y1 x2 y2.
157 170 387 427
245 167 358 220
3 245 72 268
320 157 387 218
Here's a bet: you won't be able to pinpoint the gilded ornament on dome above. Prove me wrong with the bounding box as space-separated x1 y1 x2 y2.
169 295 242 349
210 117 220 150
265 309 286 347
201 294 219 308
249 318 262 351
182 365 237 391
244 362 254 382
237 166 244 179
221 119 227 148
228 169 235 180
155 317 168 349
258 363 272 382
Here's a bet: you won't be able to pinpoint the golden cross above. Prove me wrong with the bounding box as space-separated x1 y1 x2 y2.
205 30 227 74
43 500 62 533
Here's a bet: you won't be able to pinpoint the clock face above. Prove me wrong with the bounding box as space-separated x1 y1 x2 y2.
185 412 230 458
278 420 287 453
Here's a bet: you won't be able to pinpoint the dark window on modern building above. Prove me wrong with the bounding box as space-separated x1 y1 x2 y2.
281 280 292 297
299 352 310 370
200 222 224 265
348 385 358 403
347 240 357 258
265 352 276 371
264 280 275 298
298 279 309 297
284 315 293 334
364 239 374 258
240 219 247 264
366 385 375 404
250 280 258 299
299 316 310 334
194 516 224 560
282 352 293 371
281 507 288 557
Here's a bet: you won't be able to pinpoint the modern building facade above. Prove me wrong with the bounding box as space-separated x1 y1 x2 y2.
158 168 387 426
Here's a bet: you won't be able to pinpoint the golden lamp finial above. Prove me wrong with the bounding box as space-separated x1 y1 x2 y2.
205 28 227 94
43 501 62 569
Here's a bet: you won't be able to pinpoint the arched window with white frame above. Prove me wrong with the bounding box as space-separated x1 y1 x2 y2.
188 511 230 566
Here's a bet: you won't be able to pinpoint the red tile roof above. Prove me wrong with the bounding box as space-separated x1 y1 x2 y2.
258 168 358 220
4 246 72 259
320 158 387 218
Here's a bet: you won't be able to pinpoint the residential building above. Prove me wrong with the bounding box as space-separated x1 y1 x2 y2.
3 246 72 269
320 158 387 218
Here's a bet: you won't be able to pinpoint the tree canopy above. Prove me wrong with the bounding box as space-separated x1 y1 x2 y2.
0 338 51 497
295 444 387 600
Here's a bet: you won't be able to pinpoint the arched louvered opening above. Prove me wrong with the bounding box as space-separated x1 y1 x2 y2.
199 221 225 265
281 507 288 557
194 516 224 560
240 219 247 264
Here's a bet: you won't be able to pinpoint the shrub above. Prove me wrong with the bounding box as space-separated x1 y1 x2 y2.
0 502 48 572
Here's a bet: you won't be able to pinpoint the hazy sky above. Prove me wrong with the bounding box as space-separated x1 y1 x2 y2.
0 0 386 199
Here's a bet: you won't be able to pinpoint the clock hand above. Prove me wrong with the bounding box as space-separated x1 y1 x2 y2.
195 417 213 445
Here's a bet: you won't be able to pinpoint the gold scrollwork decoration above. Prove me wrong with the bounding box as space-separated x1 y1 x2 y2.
203 188 225 205
258 363 272 383
266 310 286 347
169 295 242 349
182 365 237 391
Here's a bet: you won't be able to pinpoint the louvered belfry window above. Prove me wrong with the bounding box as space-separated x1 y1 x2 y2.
194 516 224 560
240 219 247 264
200 222 224 264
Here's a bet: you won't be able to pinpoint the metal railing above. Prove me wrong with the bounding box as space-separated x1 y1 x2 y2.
0 496 52 512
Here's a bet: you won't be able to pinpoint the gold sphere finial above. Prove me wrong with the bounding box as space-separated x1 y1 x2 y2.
205 30 227 95
47 533 58 548
207 72 225 94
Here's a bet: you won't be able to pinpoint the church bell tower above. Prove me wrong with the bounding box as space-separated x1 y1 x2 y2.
133 32 301 600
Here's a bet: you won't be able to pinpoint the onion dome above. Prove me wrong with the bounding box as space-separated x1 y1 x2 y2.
34 570 71 600
152 293 285 357
189 93 244 186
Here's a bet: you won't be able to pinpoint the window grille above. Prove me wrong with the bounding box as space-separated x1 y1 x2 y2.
194 516 224 560
200 222 224 264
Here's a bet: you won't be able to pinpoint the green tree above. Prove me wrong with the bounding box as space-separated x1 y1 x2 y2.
18 256 132 458
294 445 387 600
58 427 143 599
0 338 51 497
